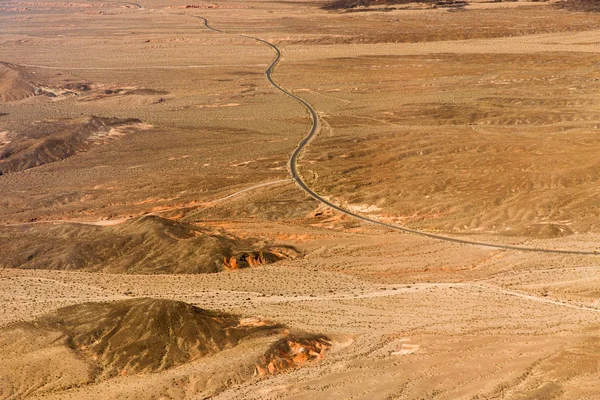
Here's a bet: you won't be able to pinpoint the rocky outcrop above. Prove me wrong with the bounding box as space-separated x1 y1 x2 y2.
255 334 332 376
223 250 284 270
555 0 600 12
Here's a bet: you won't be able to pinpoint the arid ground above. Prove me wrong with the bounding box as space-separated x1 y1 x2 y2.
2 0 600 398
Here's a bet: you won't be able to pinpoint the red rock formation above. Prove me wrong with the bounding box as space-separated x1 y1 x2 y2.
255 335 331 377
223 251 282 270
223 256 239 270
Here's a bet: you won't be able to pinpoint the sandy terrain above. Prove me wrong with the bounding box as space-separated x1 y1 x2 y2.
2 0 600 398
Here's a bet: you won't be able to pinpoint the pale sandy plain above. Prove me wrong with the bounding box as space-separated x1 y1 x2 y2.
2 0 600 398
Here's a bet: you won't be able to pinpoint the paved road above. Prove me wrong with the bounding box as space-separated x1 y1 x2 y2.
195 16 598 256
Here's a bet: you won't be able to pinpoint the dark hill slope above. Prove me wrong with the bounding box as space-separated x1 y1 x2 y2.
42 298 282 377
0 215 298 273
0 116 141 175
0 299 330 399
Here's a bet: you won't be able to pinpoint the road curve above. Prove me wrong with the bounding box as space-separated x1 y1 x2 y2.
195 16 599 256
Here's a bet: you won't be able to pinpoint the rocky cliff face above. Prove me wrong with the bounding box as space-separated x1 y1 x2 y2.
223 250 284 270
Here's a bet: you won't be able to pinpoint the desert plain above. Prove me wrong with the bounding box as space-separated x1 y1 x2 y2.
2 0 600 398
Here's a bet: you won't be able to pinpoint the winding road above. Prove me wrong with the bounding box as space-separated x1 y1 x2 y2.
195 16 600 256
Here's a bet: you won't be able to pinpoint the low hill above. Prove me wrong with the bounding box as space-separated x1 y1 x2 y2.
0 215 298 273
0 298 330 399
556 0 600 11
322 0 431 10
0 116 142 175
42 298 282 377
0 63 36 102
256 334 332 376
